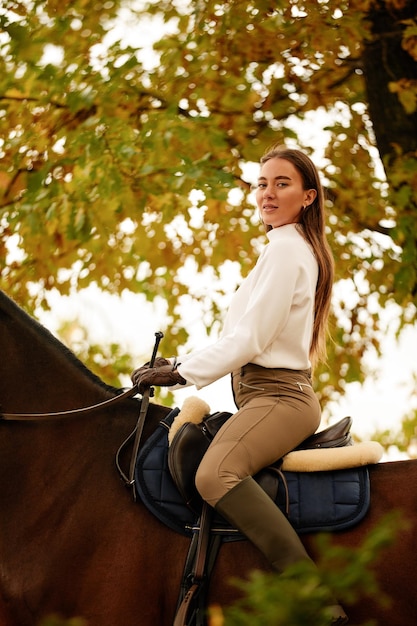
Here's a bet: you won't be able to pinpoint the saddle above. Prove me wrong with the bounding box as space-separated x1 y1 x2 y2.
133 406 377 626
168 408 353 514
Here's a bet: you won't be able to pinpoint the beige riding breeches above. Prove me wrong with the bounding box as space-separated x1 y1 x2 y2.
195 363 321 507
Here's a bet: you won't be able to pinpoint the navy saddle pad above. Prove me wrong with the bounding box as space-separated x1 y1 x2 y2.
134 409 370 538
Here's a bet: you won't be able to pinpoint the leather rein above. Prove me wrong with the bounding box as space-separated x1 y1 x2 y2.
0 385 147 494
0 386 139 421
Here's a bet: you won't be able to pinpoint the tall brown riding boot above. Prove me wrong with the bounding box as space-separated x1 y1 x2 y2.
214 476 348 624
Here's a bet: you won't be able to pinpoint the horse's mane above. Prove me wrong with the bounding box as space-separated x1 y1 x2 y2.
0 290 122 396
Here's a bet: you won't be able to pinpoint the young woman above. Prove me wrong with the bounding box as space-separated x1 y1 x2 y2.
132 145 348 624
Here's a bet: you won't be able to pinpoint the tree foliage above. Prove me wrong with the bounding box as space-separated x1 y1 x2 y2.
213 512 401 625
1 0 417 404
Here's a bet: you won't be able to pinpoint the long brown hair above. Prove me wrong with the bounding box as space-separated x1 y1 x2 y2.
260 145 334 365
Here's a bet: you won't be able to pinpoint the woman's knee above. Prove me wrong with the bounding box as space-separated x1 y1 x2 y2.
195 453 240 505
195 458 224 500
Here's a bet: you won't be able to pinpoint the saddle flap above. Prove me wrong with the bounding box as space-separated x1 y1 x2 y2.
168 421 211 510
296 416 353 450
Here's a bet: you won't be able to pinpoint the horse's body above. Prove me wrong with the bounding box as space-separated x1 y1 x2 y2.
0 290 416 626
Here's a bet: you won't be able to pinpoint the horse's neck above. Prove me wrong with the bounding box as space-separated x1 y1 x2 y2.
0 400 167 500
0 303 116 414
3 404 126 498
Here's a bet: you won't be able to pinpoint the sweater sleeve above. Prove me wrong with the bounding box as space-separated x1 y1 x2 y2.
177 236 308 389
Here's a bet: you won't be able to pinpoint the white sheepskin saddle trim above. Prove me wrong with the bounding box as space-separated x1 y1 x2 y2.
168 396 210 445
281 441 384 472
169 396 384 471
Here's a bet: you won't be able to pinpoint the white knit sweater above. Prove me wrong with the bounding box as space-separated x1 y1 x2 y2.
176 223 318 389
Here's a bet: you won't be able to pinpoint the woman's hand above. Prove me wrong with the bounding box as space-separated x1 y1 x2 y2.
131 357 171 386
131 363 186 394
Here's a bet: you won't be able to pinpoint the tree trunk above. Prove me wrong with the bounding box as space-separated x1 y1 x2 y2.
362 0 417 164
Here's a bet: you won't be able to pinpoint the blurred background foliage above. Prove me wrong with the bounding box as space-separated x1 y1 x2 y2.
213 512 402 625
1 0 417 448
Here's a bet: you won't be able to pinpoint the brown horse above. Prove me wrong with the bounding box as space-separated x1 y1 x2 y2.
0 289 416 626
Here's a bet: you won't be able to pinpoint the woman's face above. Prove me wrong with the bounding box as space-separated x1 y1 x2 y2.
255 157 317 229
